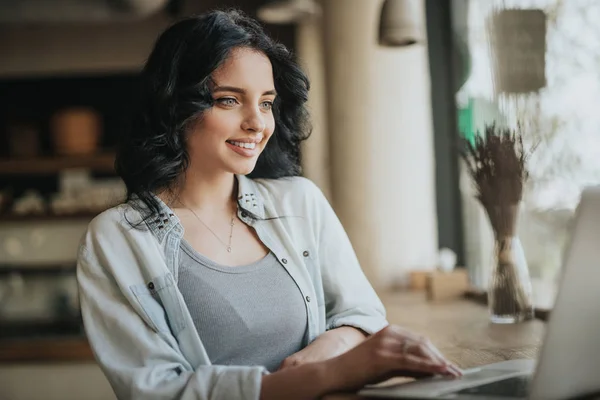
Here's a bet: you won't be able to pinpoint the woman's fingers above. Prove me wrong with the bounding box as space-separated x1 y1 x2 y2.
413 339 444 364
394 337 461 378
374 325 462 379
388 327 443 363
386 326 462 378
420 340 463 377
395 353 449 375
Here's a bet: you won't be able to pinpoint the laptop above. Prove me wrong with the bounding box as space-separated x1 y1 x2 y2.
359 186 600 400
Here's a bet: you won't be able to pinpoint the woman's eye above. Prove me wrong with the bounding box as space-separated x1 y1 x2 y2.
260 101 274 110
216 98 238 107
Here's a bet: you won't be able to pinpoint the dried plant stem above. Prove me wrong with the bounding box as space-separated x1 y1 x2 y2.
490 237 533 320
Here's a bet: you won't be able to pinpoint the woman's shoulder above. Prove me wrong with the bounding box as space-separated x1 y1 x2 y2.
86 202 145 237
249 176 329 216
253 176 323 199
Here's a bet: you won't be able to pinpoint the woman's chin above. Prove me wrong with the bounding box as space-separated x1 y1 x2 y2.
228 161 258 176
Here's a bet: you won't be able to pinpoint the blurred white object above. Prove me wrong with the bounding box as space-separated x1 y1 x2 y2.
438 247 457 272
0 273 25 315
59 169 92 196
30 229 47 248
4 237 24 257
12 190 46 215
51 175 126 214
7 272 25 295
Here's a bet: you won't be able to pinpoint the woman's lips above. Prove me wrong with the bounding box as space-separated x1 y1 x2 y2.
226 140 260 157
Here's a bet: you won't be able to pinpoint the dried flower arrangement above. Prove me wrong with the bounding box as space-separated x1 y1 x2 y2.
460 123 535 322
461 123 530 217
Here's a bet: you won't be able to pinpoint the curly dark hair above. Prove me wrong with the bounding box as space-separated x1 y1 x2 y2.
115 9 311 217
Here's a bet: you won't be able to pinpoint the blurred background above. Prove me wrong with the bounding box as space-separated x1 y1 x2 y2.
0 0 598 398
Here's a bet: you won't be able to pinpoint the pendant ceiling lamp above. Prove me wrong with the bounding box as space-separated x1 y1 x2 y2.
257 0 322 24
378 0 424 47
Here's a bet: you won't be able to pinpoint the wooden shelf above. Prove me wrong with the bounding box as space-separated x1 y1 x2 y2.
0 152 115 175
0 264 75 275
0 211 101 223
0 337 93 363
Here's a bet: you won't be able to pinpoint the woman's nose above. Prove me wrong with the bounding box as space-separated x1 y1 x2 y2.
241 108 266 133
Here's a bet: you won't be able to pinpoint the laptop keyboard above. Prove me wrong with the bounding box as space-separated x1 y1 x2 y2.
456 375 531 397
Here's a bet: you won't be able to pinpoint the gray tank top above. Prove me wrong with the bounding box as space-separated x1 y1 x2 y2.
177 240 308 372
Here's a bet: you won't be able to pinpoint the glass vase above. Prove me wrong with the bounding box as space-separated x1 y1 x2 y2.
488 236 534 323
485 205 534 323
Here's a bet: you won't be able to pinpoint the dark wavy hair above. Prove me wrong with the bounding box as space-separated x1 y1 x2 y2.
115 9 311 217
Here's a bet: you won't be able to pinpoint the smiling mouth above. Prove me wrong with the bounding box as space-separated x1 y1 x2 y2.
226 140 257 149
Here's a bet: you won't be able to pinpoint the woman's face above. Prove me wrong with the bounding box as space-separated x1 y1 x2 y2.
186 47 277 177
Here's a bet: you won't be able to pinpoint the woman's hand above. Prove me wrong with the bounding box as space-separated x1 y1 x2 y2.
324 325 463 392
278 326 367 370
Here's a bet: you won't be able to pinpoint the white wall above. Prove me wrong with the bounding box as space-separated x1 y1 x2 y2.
370 42 438 285
323 0 438 287
297 19 332 200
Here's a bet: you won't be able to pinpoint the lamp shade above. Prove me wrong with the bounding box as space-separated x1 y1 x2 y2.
489 9 546 94
378 0 424 47
257 0 321 24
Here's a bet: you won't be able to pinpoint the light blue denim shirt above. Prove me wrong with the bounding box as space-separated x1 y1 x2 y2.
77 175 388 400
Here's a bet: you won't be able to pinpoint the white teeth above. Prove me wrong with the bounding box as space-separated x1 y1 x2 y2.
229 141 256 149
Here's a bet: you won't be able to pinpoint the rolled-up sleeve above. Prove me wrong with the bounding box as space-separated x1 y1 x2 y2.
305 180 389 335
77 227 268 400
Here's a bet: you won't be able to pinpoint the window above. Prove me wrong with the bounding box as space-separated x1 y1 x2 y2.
456 0 600 292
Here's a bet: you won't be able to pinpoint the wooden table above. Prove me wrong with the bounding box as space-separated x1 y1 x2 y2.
325 290 546 400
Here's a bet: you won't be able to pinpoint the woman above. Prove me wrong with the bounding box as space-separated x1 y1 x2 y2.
77 9 461 400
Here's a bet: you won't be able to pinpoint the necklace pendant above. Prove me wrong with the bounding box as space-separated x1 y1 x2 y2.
227 246 232 253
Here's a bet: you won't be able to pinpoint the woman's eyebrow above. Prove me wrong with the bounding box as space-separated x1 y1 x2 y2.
213 86 277 96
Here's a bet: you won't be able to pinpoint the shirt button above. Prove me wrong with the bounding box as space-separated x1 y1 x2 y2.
303 250 310 257
147 282 155 290
305 296 311 302
281 258 288 264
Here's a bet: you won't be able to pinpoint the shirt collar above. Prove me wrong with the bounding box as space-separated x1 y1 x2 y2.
138 194 182 243
235 174 266 220
132 174 266 241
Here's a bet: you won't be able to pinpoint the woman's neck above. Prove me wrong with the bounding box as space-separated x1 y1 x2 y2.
166 170 238 214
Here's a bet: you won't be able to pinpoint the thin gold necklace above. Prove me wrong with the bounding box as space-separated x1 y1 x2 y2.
184 205 236 253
